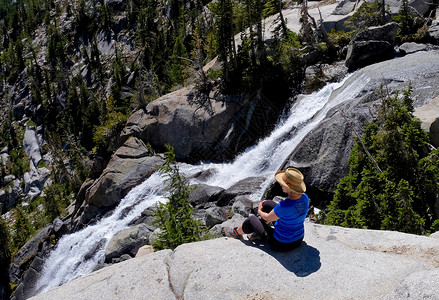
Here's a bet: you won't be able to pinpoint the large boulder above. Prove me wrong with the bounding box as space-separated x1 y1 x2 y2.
120 85 285 163
321 0 358 32
187 184 224 207
23 125 43 170
345 22 399 71
28 223 439 300
72 137 163 227
204 206 230 227
385 0 434 15
280 91 380 194
104 224 153 263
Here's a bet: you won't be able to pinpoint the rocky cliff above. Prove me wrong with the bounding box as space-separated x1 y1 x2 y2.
4 0 439 298
8 48 439 300
29 223 439 300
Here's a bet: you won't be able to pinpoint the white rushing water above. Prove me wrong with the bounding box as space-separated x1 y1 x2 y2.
35 72 369 295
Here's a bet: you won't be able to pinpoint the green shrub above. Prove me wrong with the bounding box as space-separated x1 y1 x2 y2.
328 29 355 50
152 145 204 250
93 111 127 156
344 1 388 30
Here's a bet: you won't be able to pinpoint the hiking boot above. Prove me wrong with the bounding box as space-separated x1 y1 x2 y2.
224 227 242 239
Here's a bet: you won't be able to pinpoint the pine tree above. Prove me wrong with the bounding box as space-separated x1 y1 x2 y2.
0 217 10 270
152 145 204 250
170 31 189 85
12 208 31 250
210 0 236 82
0 217 11 296
322 87 438 234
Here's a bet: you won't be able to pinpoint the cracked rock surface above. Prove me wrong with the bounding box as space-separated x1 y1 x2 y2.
29 223 439 300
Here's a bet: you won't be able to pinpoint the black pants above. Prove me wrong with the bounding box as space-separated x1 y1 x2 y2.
241 200 303 252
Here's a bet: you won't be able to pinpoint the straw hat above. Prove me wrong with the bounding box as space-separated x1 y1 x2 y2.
274 168 306 194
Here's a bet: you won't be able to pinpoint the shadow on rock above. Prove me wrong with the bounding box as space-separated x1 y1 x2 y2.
243 240 321 277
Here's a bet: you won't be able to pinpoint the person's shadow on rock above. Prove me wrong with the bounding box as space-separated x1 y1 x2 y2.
243 240 321 277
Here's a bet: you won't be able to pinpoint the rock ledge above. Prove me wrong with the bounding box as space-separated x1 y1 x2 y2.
29 223 439 300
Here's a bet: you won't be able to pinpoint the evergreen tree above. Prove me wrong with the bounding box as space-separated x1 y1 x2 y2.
263 0 287 37
170 31 189 85
322 87 438 234
43 185 62 223
210 0 237 83
0 217 10 269
152 145 204 250
12 208 31 250
0 217 11 297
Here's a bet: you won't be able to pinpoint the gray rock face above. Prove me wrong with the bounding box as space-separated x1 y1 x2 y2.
23 167 51 202
345 22 399 71
9 222 67 300
281 50 439 194
72 137 163 226
28 223 439 300
121 85 284 163
23 126 43 169
385 0 434 15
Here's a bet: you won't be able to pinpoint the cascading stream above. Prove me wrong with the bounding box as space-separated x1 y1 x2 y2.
35 72 369 295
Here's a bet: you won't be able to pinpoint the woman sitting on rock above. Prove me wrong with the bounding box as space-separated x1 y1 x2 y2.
225 168 309 252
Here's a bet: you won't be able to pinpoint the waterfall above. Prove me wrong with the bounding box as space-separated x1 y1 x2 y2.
35 72 369 295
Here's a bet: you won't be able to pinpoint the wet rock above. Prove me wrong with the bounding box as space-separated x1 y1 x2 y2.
216 177 266 207
9 225 55 300
188 184 224 206
84 239 107 261
104 224 152 263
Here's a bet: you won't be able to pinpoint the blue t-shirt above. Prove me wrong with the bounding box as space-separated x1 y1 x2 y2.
273 193 309 243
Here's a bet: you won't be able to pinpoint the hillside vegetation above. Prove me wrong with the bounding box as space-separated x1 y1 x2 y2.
0 0 438 298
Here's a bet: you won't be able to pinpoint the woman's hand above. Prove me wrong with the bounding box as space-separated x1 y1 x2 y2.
257 200 265 215
257 200 279 223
